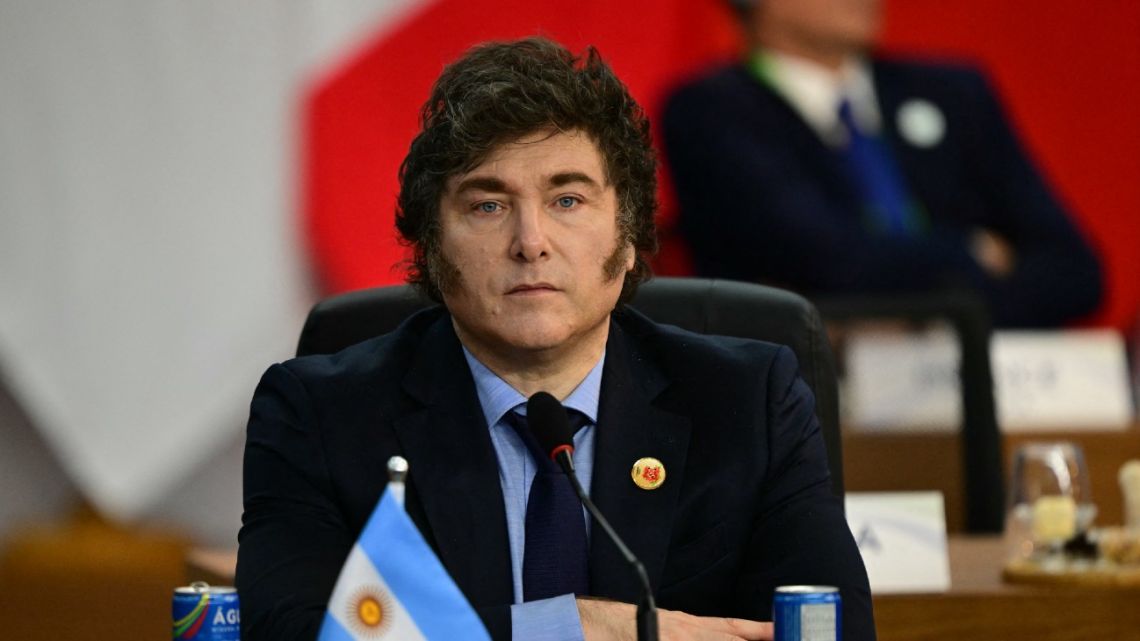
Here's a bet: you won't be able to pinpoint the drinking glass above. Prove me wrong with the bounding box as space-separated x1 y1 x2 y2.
1005 442 1095 561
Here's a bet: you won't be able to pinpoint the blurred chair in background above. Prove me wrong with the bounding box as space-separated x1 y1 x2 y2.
818 291 1005 533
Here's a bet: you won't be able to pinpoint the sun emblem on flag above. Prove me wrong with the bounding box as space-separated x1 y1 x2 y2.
346 586 394 637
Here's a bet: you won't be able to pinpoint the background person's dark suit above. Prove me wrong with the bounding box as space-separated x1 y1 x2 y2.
236 306 875 641
662 59 1102 328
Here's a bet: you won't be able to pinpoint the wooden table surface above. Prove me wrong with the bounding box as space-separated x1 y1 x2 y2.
875 536 1140 641
187 536 1140 640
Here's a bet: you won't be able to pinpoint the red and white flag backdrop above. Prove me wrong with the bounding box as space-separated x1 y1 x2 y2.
2 0 1135 524
0 0 736 522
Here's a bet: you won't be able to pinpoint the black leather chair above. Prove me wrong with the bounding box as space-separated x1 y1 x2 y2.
297 277 844 497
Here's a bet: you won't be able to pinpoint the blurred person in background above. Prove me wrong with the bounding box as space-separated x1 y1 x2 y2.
662 0 1102 328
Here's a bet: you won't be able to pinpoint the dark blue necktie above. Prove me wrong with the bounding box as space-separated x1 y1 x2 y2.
836 98 916 235
504 408 590 601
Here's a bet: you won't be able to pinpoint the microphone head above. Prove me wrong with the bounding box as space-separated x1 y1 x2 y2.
526 391 574 458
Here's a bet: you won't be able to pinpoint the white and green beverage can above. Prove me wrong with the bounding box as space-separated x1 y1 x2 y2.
172 581 240 640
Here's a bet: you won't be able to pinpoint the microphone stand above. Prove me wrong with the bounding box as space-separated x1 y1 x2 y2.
556 452 659 641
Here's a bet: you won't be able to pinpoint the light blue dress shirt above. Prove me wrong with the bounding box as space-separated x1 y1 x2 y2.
462 347 602 641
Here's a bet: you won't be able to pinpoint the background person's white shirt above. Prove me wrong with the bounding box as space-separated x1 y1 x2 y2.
757 49 882 146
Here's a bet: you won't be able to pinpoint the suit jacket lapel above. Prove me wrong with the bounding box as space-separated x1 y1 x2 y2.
739 66 865 214
391 314 514 608
873 62 919 177
873 61 943 224
589 317 691 601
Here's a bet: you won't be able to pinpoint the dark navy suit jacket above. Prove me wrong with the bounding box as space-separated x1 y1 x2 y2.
236 306 875 641
662 59 1102 327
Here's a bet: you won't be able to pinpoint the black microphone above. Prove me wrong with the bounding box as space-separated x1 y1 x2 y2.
527 391 658 641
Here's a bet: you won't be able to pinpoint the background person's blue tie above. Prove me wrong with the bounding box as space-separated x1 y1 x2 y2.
504 408 590 601
836 98 916 235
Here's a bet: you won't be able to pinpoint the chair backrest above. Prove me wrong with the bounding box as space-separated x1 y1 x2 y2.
297 277 844 497
817 292 1004 532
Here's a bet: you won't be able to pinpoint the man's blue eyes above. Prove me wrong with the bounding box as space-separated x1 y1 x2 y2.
474 197 579 213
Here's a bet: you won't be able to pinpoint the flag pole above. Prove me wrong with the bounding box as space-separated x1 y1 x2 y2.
387 456 408 508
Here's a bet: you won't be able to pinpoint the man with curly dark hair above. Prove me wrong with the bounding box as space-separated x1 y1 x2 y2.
237 37 874 641
396 38 658 306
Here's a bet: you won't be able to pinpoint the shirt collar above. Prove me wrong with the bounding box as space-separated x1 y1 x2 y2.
462 346 605 430
750 48 882 145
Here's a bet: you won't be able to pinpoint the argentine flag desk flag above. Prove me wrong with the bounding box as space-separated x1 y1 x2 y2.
318 457 491 641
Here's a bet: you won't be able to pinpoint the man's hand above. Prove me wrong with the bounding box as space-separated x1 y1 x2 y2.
577 598 773 641
970 228 1016 278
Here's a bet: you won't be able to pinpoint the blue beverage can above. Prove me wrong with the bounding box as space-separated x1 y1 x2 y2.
773 585 841 641
172 581 240 640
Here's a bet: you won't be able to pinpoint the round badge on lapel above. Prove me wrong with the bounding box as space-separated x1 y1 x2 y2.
631 457 666 490
896 98 946 148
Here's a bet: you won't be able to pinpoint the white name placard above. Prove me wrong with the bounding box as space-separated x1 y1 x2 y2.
991 329 1134 431
843 324 961 432
845 492 950 594
843 326 1135 433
